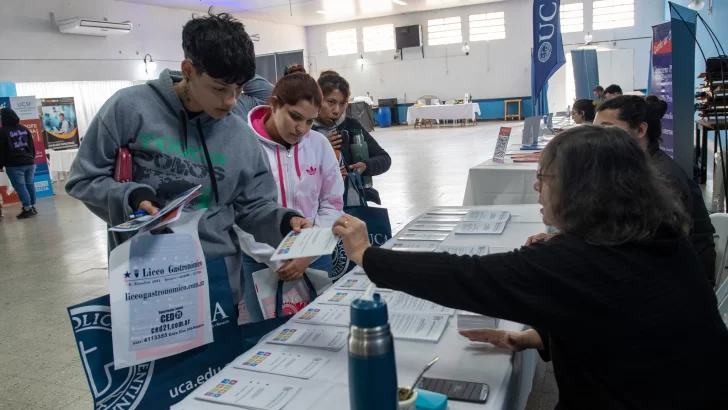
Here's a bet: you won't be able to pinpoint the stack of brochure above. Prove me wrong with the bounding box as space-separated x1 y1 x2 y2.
456 311 499 331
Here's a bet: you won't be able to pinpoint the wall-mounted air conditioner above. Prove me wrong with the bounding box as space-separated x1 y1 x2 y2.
57 17 133 37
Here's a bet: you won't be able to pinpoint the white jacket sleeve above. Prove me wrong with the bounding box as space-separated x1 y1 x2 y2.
315 145 345 227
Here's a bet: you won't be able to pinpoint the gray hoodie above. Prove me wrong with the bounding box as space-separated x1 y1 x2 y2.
66 69 288 304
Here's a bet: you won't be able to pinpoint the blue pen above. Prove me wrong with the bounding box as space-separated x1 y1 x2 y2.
130 210 148 220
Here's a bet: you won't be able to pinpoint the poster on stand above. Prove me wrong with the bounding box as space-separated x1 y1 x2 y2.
651 22 674 157
41 97 80 151
0 96 53 202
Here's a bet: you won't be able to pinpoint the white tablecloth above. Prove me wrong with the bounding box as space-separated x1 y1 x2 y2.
47 148 79 173
407 103 481 125
174 204 546 410
463 145 539 206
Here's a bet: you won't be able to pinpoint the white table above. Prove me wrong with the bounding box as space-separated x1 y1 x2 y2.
47 148 78 182
407 103 481 126
463 145 539 206
175 205 545 410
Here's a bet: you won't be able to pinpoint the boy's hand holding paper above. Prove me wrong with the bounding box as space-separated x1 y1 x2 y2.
271 227 339 261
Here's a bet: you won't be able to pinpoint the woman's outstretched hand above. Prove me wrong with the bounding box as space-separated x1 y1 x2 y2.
332 214 371 266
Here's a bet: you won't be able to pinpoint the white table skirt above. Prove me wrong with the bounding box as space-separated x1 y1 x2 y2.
47 148 79 173
174 204 545 410
463 146 539 206
407 103 481 125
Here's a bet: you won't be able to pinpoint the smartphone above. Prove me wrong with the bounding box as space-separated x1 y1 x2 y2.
417 377 489 404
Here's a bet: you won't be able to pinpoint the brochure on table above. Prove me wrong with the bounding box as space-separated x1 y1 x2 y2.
194 376 300 410
493 127 512 164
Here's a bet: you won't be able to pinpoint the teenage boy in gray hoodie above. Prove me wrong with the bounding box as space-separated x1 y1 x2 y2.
66 11 309 306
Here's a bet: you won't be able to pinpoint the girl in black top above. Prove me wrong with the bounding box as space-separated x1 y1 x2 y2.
570 99 596 124
333 126 728 410
313 71 391 204
594 95 717 287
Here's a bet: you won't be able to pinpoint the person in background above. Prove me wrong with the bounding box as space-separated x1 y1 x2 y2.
0 108 37 219
603 84 623 100
313 70 391 205
66 11 311 310
592 95 717 287
239 65 344 323
571 99 596 125
333 125 728 410
230 72 273 120
592 85 604 102
57 113 71 134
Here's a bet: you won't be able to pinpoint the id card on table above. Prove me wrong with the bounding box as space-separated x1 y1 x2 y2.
108 209 213 369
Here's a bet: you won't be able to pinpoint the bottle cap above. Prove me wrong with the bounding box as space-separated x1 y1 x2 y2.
350 293 388 328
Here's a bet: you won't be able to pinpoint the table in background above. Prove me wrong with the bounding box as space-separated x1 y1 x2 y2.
407 103 481 127
47 148 78 182
695 119 728 185
463 145 539 206
175 205 546 410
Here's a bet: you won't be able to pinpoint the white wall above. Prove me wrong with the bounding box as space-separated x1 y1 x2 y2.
0 0 306 83
306 0 664 104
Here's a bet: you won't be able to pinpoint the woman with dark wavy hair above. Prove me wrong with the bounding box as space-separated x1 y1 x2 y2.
593 95 716 287
332 126 728 410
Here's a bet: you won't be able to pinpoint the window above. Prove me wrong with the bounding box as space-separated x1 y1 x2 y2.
560 3 584 33
363 24 395 52
326 29 358 56
593 0 635 30
469 12 506 42
428 17 462 46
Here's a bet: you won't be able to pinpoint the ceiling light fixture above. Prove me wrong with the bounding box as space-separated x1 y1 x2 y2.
143 54 156 74
392 0 408 5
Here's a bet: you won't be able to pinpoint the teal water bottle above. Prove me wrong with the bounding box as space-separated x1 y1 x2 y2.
349 130 372 187
348 293 398 410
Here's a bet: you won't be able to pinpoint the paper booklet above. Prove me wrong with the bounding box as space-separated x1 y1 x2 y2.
462 210 511 223
271 228 339 261
383 292 455 315
194 376 300 410
292 305 350 327
456 311 499 331
109 185 202 232
233 348 329 380
264 324 348 351
454 222 508 235
435 245 490 256
335 277 373 291
398 232 450 242
418 214 465 223
391 243 439 252
390 313 449 343
317 291 364 306
408 223 458 232
427 208 470 215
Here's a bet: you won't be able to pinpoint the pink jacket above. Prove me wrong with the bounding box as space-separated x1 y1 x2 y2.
239 106 345 267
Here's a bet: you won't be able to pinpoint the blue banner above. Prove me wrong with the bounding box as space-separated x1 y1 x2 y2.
651 22 674 157
532 0 565 116
67 257 292 409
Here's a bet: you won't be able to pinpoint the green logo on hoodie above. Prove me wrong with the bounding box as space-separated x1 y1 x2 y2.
138 133 226 166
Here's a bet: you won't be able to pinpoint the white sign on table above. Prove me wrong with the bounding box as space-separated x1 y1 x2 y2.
493 127 512 163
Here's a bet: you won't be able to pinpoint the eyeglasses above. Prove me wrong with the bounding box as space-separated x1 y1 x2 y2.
536 172 556 182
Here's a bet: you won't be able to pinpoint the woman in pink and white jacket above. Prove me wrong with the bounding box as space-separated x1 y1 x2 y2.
239 65 345 323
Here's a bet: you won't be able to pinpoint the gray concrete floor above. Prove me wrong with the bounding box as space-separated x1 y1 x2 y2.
0 120 561 409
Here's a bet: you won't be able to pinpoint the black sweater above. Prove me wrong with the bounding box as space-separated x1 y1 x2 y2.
363 232 728 410
0 109 35 168
339 117 391 177
650 146 716 287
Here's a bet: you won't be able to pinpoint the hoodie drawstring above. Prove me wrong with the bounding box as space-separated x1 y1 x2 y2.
195 119 220 204
294 144 301 179
179 110 188 153
275 146 288 207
